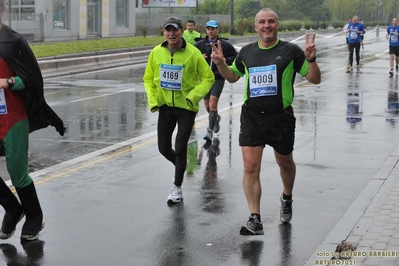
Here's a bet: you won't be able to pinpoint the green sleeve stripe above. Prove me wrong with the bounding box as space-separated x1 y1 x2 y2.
231 61 244 77
231 61 249 103
281 60 296 108
299 60 309 76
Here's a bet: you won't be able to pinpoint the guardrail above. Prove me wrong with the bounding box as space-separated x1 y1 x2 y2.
38 29 341 79
39 47 152 78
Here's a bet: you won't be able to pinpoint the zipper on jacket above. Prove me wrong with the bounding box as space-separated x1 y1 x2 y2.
171 57 175 107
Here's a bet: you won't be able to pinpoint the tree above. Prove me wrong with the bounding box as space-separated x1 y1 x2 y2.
327 0 358 20
196 0 231 15
235 0 258 19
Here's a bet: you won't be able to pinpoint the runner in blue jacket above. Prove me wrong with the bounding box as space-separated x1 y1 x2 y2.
386 18 399 77
346 16 365 74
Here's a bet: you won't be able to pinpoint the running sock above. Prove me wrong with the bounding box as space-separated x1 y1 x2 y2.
282 193 292 201
251 213 261 222
209 111 218 130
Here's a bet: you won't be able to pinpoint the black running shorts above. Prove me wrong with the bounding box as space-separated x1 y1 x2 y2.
204 79 225 100
239 105 296 155
389 46 399 56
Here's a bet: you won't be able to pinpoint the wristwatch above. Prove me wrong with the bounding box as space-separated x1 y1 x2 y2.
307 56 317 63
6 78 13 88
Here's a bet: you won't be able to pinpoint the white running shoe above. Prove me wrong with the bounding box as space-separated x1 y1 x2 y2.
167 186 183 204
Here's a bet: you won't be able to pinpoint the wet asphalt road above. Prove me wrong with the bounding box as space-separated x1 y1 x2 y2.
1 31 399 265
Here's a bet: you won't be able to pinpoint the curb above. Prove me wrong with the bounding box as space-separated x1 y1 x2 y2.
304 149 399 265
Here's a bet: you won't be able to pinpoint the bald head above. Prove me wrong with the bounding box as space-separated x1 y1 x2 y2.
255 8 279 23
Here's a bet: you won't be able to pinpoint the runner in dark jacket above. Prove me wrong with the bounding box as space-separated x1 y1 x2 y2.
195 20 237 141
0 0 65 241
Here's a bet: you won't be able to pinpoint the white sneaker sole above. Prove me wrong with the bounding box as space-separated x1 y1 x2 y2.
167 198 183 205
20 223 45 241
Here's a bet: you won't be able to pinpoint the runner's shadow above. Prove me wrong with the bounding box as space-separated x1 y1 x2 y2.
346 92 362 127
386 76 399 125
0 240 45 266
240 240 264 266
200 137 224 213
279 223 293 265
203 137 220 179
158 205 188 265
186 129 199 176
346 80 363 129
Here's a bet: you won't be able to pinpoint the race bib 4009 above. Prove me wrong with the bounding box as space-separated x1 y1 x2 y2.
249 65 277 97
160 64 183 90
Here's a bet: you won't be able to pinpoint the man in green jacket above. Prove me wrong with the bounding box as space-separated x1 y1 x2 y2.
143 17 214 205
182 19 201 45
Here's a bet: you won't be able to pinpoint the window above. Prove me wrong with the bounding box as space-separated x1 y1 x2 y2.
10 0 35 21
116 0 128 28
53 0 69 30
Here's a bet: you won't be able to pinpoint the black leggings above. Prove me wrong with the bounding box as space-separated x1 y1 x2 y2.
348 42 361 66
157 105 196 186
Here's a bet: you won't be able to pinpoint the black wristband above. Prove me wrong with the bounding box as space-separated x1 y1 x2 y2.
7 78 13 88
307 56 316 63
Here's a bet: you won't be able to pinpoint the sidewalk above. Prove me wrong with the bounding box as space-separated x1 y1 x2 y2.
305 139 399 266
306 58 399 265
348 153 399 266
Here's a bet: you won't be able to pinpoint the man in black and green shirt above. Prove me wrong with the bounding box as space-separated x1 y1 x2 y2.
210 8 321 235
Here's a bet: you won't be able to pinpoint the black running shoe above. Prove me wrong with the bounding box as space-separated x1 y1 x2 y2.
239 215 264 235
213 115 221 133
20 215 45 241
0 206 24 240
279 193 293 223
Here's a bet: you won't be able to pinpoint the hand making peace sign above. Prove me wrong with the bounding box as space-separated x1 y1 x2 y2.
304 32 317 60
210 41 225 66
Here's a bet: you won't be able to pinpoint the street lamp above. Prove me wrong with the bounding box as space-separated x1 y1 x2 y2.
8 0 11 26
316 0 319 29
363 0 366 22
230 0 235 34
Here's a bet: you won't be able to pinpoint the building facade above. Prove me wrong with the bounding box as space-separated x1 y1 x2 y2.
3 0 137 42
